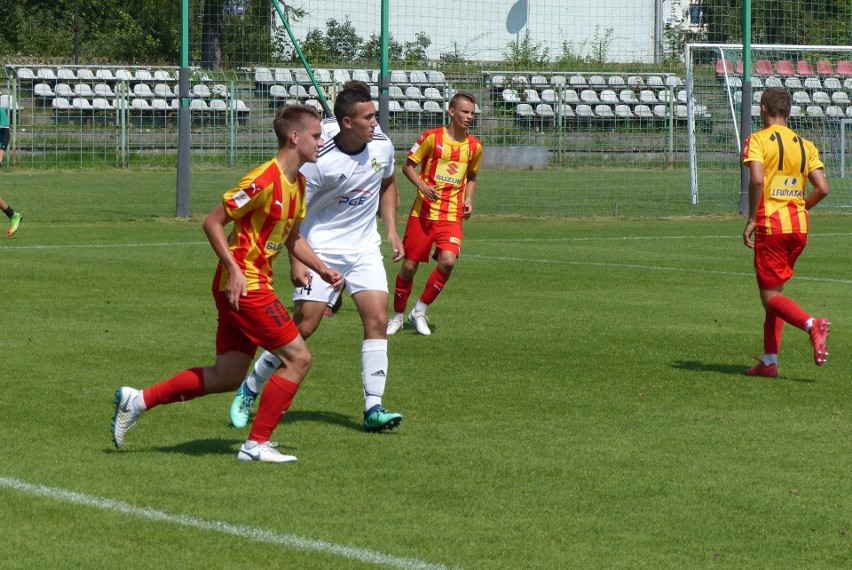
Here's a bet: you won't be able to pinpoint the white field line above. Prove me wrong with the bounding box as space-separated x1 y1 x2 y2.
0 476 456 570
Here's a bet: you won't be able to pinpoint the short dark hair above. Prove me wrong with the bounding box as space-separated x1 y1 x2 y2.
333 87 373 120
343 80 371 95
273 104 319 146
449 91 476 109
761 87 791 119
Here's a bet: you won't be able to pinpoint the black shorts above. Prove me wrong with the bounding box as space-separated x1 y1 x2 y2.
0 128 9 151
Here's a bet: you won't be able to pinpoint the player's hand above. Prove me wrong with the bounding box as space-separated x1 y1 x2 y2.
290 260 312 288
462 202 473 220
226 271 248 310
318 267 344 291
743 220 756 249
421 185 439 201
388 234 405 263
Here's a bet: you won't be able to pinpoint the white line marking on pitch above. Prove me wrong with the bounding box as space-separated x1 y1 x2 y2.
466 254 852 285
0 475 456 570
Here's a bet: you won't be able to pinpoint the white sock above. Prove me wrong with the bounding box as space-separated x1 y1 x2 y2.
761 354 778 366
413 300 429 315
392 311 404 320
132 391 147 413
247 351 281 394
805 318 814 331
361 339 388 411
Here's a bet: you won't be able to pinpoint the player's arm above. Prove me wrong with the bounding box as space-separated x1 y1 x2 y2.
462 173 477 220
743 160 764 249
379 173 404 262
285 223 343 290
202 202 246 309
402 158 439 201
805 168 829 210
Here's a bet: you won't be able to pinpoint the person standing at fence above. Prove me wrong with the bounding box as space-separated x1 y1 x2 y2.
742 86 830 378
229 86 405 433
0 105 10 167
387 91 482 336
111 105 343 462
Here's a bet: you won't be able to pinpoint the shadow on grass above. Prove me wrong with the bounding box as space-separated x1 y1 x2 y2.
283 409 363 431
671 360 816 383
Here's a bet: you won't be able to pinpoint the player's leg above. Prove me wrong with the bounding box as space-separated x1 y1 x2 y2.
0 196 22 237
348 255 402 431
239 334 312 463
408 221 463 335
390 217 430 335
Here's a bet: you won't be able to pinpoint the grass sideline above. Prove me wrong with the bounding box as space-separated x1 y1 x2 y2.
0 170 850 568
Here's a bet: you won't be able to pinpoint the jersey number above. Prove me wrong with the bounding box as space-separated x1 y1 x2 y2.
770 132 806 174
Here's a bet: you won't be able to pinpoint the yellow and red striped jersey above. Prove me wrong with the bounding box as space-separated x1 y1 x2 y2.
742 124 823 235
213 158 306 292
407 127 482 222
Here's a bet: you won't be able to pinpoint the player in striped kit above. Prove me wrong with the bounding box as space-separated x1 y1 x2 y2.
111 105 343 462
742 87 831 378
230 87 405 433
387 92 482 336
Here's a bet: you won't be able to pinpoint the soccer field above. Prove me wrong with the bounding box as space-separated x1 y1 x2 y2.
0 170 849 568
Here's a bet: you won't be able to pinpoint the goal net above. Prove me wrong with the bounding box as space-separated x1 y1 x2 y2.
687 43 852 211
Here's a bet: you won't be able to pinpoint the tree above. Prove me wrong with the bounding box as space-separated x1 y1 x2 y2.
503 30 549 67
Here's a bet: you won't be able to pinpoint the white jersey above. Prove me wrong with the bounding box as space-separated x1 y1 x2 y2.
299 131 395 254
321 116 383 140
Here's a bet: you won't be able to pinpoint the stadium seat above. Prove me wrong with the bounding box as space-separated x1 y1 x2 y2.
588 75 606 88
724 75 742 89
608 75 626 87
619 90 638 104
37 68 57 82
289 84 309 100
646 75 664 88
191 83 211 99
837 60 852 77
369 84 379 99
269 84 288 107
530 75 548 88
293 68 311 85
751 105 761 117
72 97 93 111
333 68 351 85
522 89 541 103
844 78 852 90
806 105 824 117
403 100 422 125
16 67 36 84
817 60 835 76
614 104 634 119
790 105 802 118
427 71 446 85
422 100 443 127
34 82 54 99
715 58 734 75
797 60 816 76
594 104 614 119
96 69 115 82
775 60 795 76
54 83 74 98
803 77 822 90
825 105 845 118
550 75 566 88
388 85 405 100
254 67 274 89
489 74 505 92
754 59 775 75
351 69 371 83
405 86 424 101
664 75 683 88
516 103 536 125
813 91 831 106
639 90 657 104
562 89 580 104
535 103 555 125
658 90 674 103
580 89 599 103
154 83 175 99
752 90 764 104
308 85 327 100
600 89 618 104
153 70 173 82
846 106 852 118
74 83 94 98
541 89 558 104
135 69 154 82
390 70 408 86
634 104 654 120
57 68 76 81
792 91 811 105
273 68 293 84
751 77 764 89
207 98 229 125
132 98 151 111
677 90 687 103
626 75 644 87
52 97 72 123
823 77 842 91
501 89 520 105
133 83 155 98
511 74 529 88
569 74 586 88
736 61 744 74
409 70 429 86
387 99 404 116
92 97 113 111
230 99 250 123
423 87 443 101
115 69 133 82
315 69 332 84
676 105 688 120
561 104 575 119
784 77 803 90
94 83 115 98
575 104 594 119
652 105 669 120
764 76 782 88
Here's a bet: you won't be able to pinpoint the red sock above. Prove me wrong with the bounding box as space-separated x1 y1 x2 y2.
767 296 810 331
419 267 450 305
141 367 205 410
394 274 414 313
763 309 784 355
248 374 300 443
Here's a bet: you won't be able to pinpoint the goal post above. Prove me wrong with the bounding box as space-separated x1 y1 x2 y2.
686 43 852 212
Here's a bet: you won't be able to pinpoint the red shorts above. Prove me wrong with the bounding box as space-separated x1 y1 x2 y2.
402 217 463 263
213 289 299 355
753 232 807 289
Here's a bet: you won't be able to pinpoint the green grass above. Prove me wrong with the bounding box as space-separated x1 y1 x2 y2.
0 170 850 568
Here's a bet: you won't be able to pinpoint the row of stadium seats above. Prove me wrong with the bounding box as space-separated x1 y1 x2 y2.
51 97 250 126
749 104 852 120
32 82 231 102
267 83 448 104
723 75 852 92
716 58 852 78
502 88 694 107
516 102 708 125
734 89 852 107
488 73 684 90
14 66 182 84
252 67 447 87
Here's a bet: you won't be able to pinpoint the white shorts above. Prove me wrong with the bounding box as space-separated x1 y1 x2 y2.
292 249 388 305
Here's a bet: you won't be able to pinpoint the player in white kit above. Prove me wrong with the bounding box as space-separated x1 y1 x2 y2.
229 87 405 432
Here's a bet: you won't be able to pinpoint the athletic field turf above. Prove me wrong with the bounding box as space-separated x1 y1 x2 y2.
1 170 849 568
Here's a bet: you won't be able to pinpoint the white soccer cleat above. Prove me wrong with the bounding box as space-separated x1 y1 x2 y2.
407 311 431 336
112 387 141 448
237 441 297 463
386 313 404 335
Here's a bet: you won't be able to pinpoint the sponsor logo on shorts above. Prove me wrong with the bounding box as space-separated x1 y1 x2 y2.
449 237 462 245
